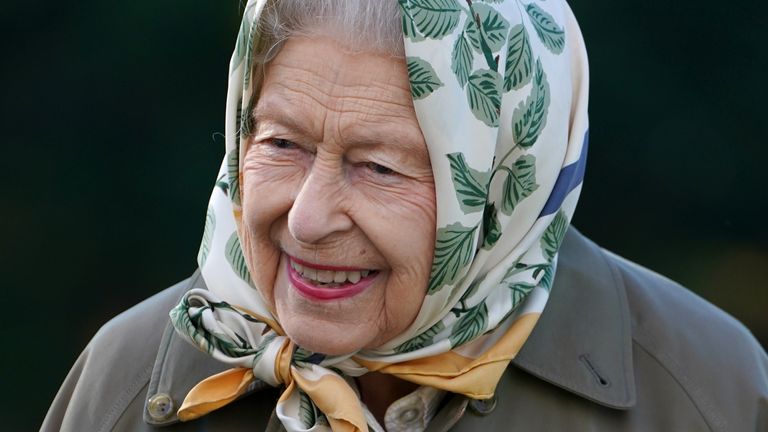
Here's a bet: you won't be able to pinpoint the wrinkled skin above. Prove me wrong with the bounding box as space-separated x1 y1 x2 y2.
240 36 436 356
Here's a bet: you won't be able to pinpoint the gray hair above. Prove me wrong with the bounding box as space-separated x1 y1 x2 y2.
243 0 406 135
256 0 405 61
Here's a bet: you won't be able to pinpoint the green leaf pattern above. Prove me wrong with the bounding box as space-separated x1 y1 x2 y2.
449 302 488 347
227 149 241 206
512 59 550 149
482 202 502 249
464 3 510 54
429 223 478 294
407 56 445 100
399 0 427 42
466 69 502 127
539 263 555 291
500 154 539 215
447 152 490 213
394 321 446 353
298 390 316 428
507 281 536 308
215 173 229 195
525 3 566 54
198 206 216 268
406 0 463 39
451 31 473 87
541 210 569 262
504 24 533 91
225 232 253 286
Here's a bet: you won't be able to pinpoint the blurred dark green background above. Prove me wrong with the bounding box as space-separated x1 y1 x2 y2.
1 0 766 429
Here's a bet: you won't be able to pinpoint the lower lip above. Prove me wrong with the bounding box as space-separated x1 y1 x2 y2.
286 258 377 301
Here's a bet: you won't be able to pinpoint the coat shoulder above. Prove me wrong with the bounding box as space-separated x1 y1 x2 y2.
604 249 768 432
42 273 198 432
91 273 194 353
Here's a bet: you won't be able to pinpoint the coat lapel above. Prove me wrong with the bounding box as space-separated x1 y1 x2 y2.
512 228 637 409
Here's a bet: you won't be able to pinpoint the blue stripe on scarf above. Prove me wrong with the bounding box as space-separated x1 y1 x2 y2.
539 130 589 217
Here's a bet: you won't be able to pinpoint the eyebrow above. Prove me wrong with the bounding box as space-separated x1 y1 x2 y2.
252 102 430 165
252 102 316 141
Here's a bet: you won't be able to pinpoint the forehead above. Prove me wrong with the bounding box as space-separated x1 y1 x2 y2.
253 36 427 154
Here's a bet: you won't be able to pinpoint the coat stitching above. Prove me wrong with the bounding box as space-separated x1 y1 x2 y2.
632 329 723 432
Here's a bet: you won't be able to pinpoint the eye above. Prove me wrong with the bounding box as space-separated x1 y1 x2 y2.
270 138 297 149
365 162 396 176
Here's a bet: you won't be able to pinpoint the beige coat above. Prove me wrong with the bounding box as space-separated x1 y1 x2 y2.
42 229 768 431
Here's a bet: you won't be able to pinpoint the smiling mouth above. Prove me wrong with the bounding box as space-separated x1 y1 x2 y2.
286 256 379 300
290 259 376 287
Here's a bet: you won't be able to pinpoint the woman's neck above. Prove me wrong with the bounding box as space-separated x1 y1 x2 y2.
355 372 419 425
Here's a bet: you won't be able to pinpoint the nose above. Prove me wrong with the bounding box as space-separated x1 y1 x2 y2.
287 168 353 244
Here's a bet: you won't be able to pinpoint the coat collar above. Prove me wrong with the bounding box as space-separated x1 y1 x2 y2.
144 228 635 426
511 228 636 409
143 271 235 426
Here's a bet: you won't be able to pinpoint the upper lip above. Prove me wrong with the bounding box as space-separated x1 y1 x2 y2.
288 255 375 272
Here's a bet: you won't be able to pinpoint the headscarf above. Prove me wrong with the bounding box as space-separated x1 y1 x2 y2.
170 0 589 431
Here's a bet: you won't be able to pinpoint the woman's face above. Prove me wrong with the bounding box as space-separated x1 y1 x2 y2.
241 36 436 355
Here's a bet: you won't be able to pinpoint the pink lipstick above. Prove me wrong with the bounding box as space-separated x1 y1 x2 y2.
286 256 378 301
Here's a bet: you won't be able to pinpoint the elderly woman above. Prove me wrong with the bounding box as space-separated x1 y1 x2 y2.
43 0 767 431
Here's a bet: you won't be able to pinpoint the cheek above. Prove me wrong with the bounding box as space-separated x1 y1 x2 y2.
395 190 436 267
372 185 436 345
358 181 437 278
240 151 305 300
241 147 307 227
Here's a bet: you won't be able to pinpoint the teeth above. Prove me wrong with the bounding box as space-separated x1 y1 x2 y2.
316 270 334 283
304 267 317 281
290 260 373 286
347 271 361 283
333 271 347 283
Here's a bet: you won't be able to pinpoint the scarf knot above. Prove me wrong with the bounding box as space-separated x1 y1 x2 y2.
170 289 369 431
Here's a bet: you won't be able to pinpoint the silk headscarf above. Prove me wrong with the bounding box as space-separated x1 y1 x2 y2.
170 0 589 431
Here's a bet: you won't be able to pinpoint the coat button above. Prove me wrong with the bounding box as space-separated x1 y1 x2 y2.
399 407 421 423
147 393 175 421
468 395 497 416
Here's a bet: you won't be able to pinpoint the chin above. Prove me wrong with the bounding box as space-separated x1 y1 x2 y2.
281 317 374 356
271 255 393 355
